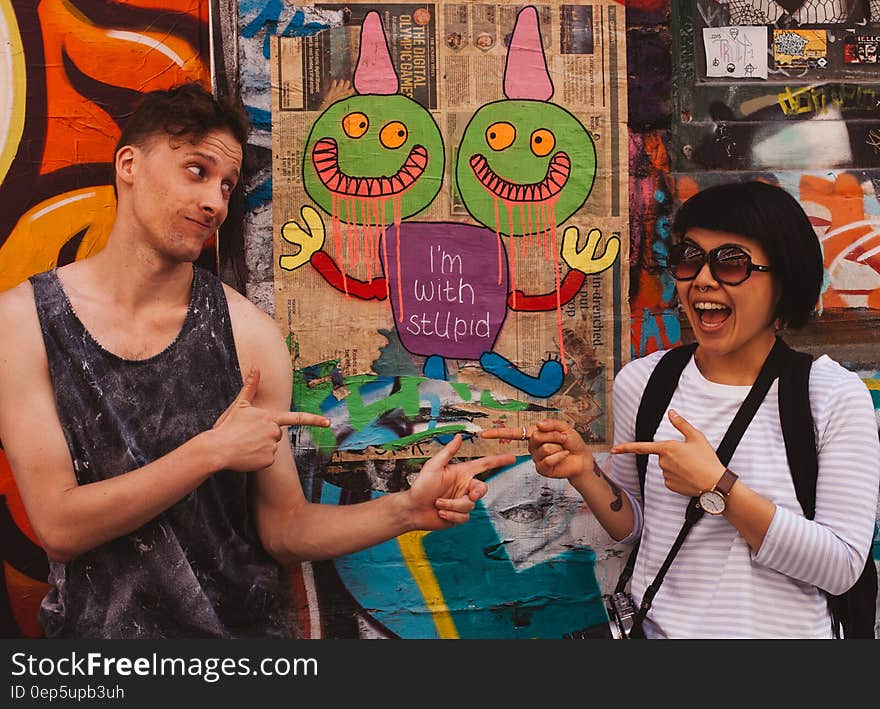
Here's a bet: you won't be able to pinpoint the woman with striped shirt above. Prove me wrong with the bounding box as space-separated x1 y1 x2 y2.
483 181 880 638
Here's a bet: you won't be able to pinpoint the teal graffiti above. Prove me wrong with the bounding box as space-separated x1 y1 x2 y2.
241 1 330 58
321 483 606 638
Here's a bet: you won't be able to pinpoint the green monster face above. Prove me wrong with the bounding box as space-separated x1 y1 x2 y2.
303 94 444 224
455 100 596 236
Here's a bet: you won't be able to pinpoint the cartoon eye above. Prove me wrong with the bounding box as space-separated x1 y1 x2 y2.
486 122 516 151
342 112 369 139
530 129 555 157
379 121 408 149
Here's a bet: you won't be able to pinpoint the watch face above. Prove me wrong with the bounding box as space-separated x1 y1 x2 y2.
699 490 726 515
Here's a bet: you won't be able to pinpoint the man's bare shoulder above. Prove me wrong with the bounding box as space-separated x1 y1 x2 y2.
222 283 289 361
0 279 47 374
222 284 279 335
0 280 39 338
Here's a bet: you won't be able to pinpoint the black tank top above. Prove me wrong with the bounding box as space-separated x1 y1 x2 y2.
29 266 291 638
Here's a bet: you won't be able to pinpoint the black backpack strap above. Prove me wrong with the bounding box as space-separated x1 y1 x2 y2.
634 343 699 496
777 342 878 639
615 343 697 594
777 343 817 518
616 338 785 595
628 338 788 628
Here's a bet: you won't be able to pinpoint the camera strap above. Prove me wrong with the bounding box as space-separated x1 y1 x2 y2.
623 337 787 636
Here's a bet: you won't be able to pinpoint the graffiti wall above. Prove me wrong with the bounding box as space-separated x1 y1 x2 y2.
2 0 877 639
0 0 211 638
268 1 629 638
230 0 880 638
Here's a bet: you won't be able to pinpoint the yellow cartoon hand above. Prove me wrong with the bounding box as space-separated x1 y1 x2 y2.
280 205 326 271
561 226 620 275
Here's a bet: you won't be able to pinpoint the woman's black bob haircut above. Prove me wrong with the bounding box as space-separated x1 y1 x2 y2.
671 180 824 330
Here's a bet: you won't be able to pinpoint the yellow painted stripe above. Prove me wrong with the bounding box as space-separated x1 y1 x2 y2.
862 378 880 390
397 531 458 639
0 0 26 189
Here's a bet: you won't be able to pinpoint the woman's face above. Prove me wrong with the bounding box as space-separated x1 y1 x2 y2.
674 227 781 364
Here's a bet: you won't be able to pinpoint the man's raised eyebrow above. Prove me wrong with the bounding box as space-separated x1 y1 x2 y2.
184 149 241 180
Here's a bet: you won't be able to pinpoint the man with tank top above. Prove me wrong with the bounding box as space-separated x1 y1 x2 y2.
0 83 515 638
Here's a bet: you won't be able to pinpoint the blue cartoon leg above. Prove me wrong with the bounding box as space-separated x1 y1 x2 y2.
423 355 448 381
479 351 564 398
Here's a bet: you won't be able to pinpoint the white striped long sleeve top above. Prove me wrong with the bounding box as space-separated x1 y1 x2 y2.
611 350 880 639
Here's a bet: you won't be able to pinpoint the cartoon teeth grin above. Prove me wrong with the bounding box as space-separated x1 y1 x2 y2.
312 137 429 197
469 151 571 203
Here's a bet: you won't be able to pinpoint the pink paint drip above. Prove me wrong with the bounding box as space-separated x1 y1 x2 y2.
368 198 380 281
362 199 373 282
505 200 517 308
546 198 566 373
331 194 343 266
494 197 503 285
379 201 390 306
526 202 535 249
394 196 404 321
498 196 567 372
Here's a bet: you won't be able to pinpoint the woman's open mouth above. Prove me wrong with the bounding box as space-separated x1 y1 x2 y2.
694 301 731 330
312 137 428 197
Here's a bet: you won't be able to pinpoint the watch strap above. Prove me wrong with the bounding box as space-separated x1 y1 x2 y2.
714 468 739 497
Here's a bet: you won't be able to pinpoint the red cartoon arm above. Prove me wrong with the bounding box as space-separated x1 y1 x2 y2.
310 252 388 301
507 269 585 311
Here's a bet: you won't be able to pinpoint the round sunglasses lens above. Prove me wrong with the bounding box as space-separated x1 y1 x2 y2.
669 245 703 280
673 258 702 280
713 253 750 284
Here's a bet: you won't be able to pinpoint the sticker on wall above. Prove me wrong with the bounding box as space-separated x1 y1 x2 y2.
703 26 768 79
773 29 828 68
843 34 880 64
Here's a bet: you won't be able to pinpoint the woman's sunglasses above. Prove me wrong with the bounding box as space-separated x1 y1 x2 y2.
667 242 772 286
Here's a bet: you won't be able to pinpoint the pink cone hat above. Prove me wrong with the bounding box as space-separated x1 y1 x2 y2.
504 6 554 101
354 11 399 95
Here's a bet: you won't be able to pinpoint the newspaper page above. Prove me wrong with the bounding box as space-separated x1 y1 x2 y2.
272 1 628 463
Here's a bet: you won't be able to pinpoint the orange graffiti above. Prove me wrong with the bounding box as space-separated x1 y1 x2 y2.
629 133 674 355
0 451 38 546
4 564 49 639
37 0 209 175
800 173 880 309
0 187 116 292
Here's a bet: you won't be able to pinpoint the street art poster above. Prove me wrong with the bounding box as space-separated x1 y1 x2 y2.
703 25 768 78
273 1 628 459
773 28 827 68
269 2 629 638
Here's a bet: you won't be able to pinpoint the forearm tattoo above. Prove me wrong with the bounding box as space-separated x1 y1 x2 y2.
593 462 623 512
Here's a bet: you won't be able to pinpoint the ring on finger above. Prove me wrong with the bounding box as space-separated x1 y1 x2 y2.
521 425 528 441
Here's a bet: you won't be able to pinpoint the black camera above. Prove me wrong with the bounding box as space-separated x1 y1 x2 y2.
563 592 638 639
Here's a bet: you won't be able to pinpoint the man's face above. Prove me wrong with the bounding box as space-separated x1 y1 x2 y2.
127 128 242 263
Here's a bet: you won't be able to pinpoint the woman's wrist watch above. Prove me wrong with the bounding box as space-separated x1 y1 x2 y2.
698 468 739 515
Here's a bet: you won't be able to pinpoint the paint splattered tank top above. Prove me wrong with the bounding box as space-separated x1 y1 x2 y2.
29 266 291 638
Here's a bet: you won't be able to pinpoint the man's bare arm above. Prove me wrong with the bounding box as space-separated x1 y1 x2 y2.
0 283 319 562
